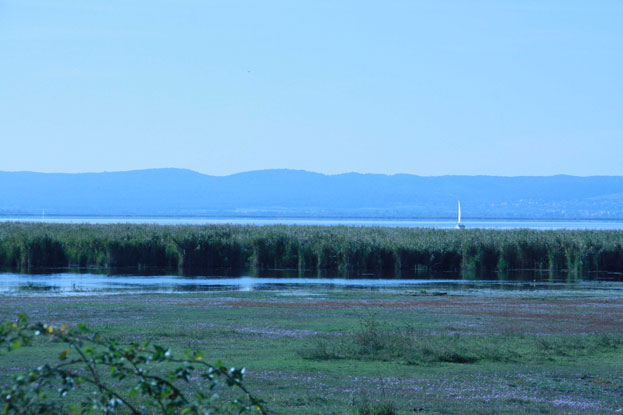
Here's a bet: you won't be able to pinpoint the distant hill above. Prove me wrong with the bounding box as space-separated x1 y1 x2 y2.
1 169 623 218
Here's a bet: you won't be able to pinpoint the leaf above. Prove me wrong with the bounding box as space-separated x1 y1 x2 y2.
58 349 71 361
128 386 138 398
9 338 22 351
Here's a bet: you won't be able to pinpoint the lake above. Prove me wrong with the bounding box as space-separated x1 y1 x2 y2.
3 216 623 229
3 271 623 297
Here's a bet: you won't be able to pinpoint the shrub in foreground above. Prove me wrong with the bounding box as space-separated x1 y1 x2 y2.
0 314 265 415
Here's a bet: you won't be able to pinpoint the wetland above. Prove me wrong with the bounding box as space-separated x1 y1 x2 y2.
2 223 623 414
2 281 623 414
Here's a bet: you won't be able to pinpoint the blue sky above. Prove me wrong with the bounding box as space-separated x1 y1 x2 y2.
1 0 622 176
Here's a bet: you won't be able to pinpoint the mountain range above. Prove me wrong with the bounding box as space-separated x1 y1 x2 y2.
1 169 623 218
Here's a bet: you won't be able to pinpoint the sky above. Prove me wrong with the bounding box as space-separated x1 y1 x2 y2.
1 0 622 177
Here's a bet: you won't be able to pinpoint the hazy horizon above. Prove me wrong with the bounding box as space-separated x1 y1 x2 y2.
2 167 623 179
3 169 623 220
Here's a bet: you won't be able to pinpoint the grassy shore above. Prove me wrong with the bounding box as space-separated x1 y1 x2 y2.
2 222 623 276
1 287 623 414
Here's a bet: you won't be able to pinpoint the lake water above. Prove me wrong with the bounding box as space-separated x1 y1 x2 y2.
3 216 623 230
2 272 623 297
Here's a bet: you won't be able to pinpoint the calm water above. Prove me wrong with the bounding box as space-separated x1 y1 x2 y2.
2 272 623 297
3 216 623 230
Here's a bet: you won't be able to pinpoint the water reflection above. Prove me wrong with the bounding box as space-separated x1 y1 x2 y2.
1 270 622 297
15 265 621 283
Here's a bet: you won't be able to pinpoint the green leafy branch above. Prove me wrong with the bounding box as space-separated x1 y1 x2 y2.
1 313 266 415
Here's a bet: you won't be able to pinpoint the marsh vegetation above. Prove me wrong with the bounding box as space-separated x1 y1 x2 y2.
2 223 623 277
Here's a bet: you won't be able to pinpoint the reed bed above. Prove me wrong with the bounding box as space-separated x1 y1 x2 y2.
1 222 623 276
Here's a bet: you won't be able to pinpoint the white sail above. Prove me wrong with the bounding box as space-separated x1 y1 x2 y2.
456 200 465 229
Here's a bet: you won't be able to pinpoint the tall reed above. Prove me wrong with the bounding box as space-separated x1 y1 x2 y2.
1 222 623 276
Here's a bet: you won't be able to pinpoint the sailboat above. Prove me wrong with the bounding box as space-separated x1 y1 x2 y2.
455 200 465 229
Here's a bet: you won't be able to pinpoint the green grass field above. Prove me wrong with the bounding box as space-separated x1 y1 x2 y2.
1 287 622 414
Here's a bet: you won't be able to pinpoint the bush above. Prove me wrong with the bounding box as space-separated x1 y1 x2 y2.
298 315 623 365
0 314 265 415
351 395 397 415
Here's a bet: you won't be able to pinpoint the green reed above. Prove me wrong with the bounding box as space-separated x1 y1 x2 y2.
1 222 623 276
